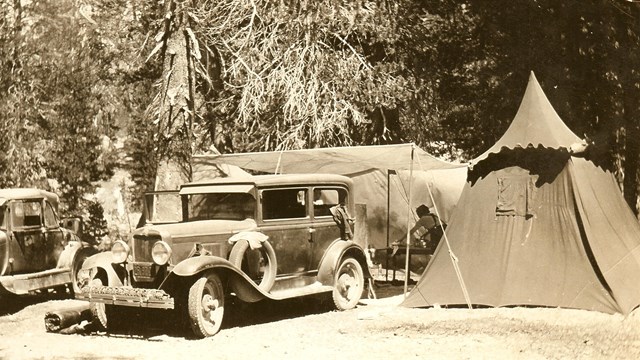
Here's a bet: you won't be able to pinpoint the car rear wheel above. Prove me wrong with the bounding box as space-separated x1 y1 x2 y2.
188 273 225 338
332 257 364 310
229 239 277 292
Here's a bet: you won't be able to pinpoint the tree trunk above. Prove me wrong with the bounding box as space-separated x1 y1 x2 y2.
154 0 196 190
620 3 640 217
623 89 640 216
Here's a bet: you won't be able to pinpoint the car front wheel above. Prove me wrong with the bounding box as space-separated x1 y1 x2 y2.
188 272 225 338
332 257 364 310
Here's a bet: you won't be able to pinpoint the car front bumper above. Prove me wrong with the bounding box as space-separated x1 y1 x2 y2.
76 285 175 309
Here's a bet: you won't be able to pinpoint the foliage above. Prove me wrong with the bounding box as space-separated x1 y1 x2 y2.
445 0 640 212
1 0 162 211
1 0 640 215
185 0 411 153
84 199 109 246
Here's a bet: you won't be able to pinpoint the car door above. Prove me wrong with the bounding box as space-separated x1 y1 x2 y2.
9 199 48 273
310 187 346 267
258 187 313 275
43 199 65 268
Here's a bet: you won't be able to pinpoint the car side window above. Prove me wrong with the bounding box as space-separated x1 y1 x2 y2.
261 188 308 220
43 202 58 228
313 188 341 217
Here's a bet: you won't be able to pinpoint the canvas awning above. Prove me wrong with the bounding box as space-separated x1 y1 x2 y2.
192 143 464 175
192 144 467 250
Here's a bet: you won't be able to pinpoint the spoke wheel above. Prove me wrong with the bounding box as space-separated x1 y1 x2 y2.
188 273 225 338
87 278 123 331
332 257 364 311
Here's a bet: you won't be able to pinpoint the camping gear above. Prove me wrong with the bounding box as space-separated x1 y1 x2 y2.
403 72 640 315
44 305 93 333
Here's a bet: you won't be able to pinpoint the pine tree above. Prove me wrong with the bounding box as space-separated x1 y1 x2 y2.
85 200 109 247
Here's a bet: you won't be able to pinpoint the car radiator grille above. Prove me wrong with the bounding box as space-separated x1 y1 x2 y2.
132 235 160 263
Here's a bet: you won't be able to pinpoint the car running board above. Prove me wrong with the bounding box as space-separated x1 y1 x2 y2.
267 282 333 300
0 268 72 295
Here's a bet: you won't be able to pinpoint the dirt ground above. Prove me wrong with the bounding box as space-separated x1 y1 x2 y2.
1 282 640 360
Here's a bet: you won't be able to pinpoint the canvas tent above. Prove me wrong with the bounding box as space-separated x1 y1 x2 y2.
403 72 640 314
193 144 467 249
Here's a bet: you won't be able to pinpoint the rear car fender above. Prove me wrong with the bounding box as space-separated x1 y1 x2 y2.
164 256 267 303
57 241 98 270
55 241 84 269
317 240 371 285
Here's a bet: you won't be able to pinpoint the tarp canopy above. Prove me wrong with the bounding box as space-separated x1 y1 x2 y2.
403 72 640 315
193 144 467 249
193 144 463 175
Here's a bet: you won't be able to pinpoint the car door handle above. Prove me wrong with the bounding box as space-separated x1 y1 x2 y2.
308 228 315 242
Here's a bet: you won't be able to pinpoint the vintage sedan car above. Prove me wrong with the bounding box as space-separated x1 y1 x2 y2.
0 189 96 297
76 174 370 338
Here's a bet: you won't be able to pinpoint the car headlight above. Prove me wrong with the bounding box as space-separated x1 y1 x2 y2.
152 240 172 266
112 240 130 264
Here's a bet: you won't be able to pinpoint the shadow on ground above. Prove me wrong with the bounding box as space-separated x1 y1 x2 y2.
86 281 411 340
0 290 71 316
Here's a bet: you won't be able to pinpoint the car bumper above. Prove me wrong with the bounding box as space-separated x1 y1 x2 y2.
76 285 175 309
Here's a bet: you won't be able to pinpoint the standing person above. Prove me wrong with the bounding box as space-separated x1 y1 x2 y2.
330 195 355 240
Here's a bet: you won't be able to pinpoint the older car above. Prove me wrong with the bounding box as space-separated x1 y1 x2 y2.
77 174 370 338
0 189 96 297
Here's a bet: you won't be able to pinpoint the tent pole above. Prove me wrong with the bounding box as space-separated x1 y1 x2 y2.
386 169 392 282
404 145 415 297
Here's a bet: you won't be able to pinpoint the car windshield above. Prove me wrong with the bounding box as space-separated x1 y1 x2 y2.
143 192 182 224
186 193 256 221
10 200 42 228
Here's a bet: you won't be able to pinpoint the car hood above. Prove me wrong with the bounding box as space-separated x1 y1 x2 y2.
132 219 258 239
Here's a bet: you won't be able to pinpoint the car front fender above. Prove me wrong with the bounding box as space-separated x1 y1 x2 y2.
170 255 237 277
166 256 267 303
79 251 126 287
317 240 371 285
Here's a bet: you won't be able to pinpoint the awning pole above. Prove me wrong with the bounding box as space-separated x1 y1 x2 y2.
386 169 393 282
403 145 415 297
274 150 284 174
417 158 472 309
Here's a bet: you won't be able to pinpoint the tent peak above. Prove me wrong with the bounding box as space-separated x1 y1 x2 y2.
472 73 581 164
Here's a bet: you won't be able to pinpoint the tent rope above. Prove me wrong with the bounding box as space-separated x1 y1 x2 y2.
416 155 473 309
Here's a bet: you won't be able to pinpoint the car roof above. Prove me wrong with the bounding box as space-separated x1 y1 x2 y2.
181 174 353 189
0 188 59 207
